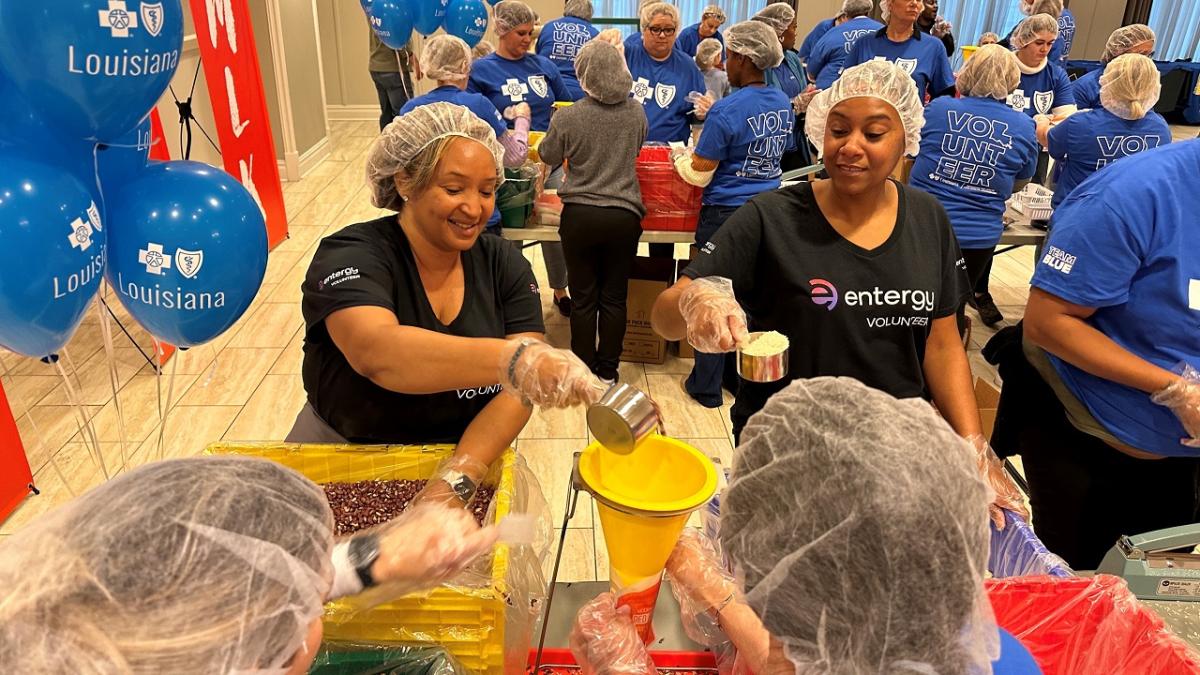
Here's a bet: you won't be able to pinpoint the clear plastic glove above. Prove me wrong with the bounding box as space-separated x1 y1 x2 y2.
592 28 626 57
367 503 500 595
666 529 738 646
932 17 952 38
678 277 749 353
1151 363 1200 447
791 85 820 115
568 592 659 675
499 338 608 408
413 454 490 508
503 102 531 121
968 435 1029 529
687 91 715 119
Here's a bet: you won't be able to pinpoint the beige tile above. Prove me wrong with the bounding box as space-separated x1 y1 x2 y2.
0 376 59 419
74 371 200 447
176 348 279 406
517 438 593 528
130 405 242 467
616 362 648 392
223 375 308 441
519 404 588 440
269 329 306 376
37 348 147 406
274 225 325 253
227 302 304 350
15 405 102 474
645 374 729 439
542 528 597 583
2 323 108 377
682 438 736 469
156 343 220 375
263 249 305 286
643 350 695 375
290 193 355 228
0 442 122 535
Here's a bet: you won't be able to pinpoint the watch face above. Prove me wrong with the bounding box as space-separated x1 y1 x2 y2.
349 533 380 566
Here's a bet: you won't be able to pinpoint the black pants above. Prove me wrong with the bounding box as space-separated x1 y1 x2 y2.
370 70 414 131
989 326 1200 570
959 247 994 333
559 204 642 380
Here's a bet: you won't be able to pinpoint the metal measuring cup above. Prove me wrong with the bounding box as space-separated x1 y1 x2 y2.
737 331 789 383
586 383 666 454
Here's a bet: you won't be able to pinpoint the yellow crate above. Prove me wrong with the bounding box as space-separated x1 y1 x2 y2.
204 442 515 675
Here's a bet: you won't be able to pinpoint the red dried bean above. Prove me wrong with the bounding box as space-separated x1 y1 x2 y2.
323 479 496 536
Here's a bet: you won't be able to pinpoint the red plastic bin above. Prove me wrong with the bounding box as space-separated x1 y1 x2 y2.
528 648 718 673
987 575 1200 675
636 146 701 232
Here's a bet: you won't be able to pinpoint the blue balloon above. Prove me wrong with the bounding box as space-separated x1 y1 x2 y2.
414 0 450 36
104 161 267 347
368 0 415 50
444 0 488 47
0 150 106 359
0 73 99 182
0 0 183 143
96 116 154 190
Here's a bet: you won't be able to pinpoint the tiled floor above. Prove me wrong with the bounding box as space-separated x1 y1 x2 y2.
0 121 1192 579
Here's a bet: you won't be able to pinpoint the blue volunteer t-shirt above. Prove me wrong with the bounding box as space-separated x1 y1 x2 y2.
1006 63 1074 117
807 16 884 89
675 23 723 59
694 86 796 207
399 86 507 227
624 31 641 52
798 17 836 61
909 96 1039 249
1032 141 1200 457
1071 68 1102 110
993 629 1043 674
1051 9 1075 65
535 16 598 101
1047 107 1171 208
468 52 571 131
625 40 707 143
846 28 955 101
766 51 805 98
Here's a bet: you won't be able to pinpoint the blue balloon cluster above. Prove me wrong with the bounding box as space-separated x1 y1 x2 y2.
444 0 489 47
363 0 490 50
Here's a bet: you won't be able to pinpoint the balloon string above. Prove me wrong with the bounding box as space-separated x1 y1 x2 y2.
54 353 109 481
21 413 77 499
155 351 179 462
96 289 131 473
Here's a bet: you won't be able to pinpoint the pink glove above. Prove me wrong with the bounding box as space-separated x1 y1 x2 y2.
968 435 1029 529
499 338 609 408
1152 364 1200 447
678 277 749 353
568 592 659 675
666 529 738 646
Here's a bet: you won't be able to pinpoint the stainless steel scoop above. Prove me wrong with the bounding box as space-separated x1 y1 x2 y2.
737 331 789 383
586 383 664 454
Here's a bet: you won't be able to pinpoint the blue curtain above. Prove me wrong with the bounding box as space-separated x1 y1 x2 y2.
1148 0 1200 61
592 0 758 36
938 0 1026 69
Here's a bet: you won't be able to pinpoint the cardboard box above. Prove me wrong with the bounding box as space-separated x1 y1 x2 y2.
621 257 675 365
677 340 695 359
975 377 1001 443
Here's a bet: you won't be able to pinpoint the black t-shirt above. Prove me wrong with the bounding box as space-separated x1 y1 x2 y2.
300 215 545 444
683 181 968 432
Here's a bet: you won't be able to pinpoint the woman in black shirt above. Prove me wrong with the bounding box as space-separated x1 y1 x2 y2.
289 102 604 503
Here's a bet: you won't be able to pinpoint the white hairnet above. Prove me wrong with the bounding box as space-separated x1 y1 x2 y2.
842 0 874 17
979 31 1000 44
423 34 472 82
1011 13 1058 50
1019 0 1034 15
472 39 495 60
695 37 724 69
0 457 333 674
1101 53 1161 121
565 0 594 21
725 20 784 71
575 40 633 104
751 3 794 38
805 60 926 157
721 377 999 675
367 102 505 211
956 43 1021 100
493 0 536 36
640 1 680 30
1030 0 1062 18
701 4 727 23
1102 24 1155 63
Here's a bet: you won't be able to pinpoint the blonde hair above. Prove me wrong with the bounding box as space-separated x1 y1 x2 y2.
1100 53 1161 120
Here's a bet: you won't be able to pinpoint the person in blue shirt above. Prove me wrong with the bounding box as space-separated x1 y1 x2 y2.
752 4 804 99
909 45 1039 334
1007 14 1076 119
534 0 598 100
674 4 726 59
1039 54 1170 210
844 0 956 102
695 38 731 100
1073 24 1156 111
1054 3 1075 64
625 2 711 144
797 15 837 64
806 0 882 90
671 20 796 408
400 34 533 235
990 141 1200 569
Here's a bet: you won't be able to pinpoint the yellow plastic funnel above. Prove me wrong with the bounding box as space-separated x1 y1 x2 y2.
962 45 979 62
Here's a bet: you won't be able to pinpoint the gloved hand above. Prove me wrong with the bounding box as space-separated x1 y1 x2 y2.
503 102 531 120
592 28 626 57
678 277 748 353
968 435 1029 529
791 85 820 115
691 92 715 119
413 454 490 508
568 592 659 675
367 503 500 594
1151 364 1200 447
499 338 609 408
932 17 952 38
666 529 738 646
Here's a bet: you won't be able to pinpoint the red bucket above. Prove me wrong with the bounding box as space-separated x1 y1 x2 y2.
528 648 718 674
636 146 701 232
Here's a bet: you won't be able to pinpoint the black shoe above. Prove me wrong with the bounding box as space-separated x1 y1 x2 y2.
975 292 1004 327
553 295 573 318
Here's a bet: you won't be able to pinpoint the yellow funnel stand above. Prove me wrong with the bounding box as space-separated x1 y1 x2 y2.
961 45 979 62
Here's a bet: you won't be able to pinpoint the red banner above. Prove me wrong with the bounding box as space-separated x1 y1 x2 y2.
188 0 288 248
0 380 33 522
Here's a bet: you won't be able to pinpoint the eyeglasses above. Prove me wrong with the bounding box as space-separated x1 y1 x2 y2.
647 26 676 37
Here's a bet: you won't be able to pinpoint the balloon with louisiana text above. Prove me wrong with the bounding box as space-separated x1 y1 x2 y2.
0 151 106 359
444 0 488 47
0 0 184 142
104 161 267 347
414 0 450 36
96 116 154 191
367 0 415 50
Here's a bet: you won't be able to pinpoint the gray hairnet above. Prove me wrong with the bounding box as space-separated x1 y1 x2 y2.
806 60 926 157
1101 53 1161 121
1102 24 1155 63
0 456 333 674
472 39 495 60
565 0 594 21
979 31 1000 44
367 102 505 211
640 1 680 30
725 20 784 71
842 0 874 17
1011 13 1058 49
701 4 727 23
493 0 536 36
575 40 633 104
720 378 998 675
695 37 724 69
1030 0 1063 18
956 43 1021 100
751 3 794 38
423 34 472 82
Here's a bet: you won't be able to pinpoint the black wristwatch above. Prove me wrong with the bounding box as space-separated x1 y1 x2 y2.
442 470 478 504
347 533 381 589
